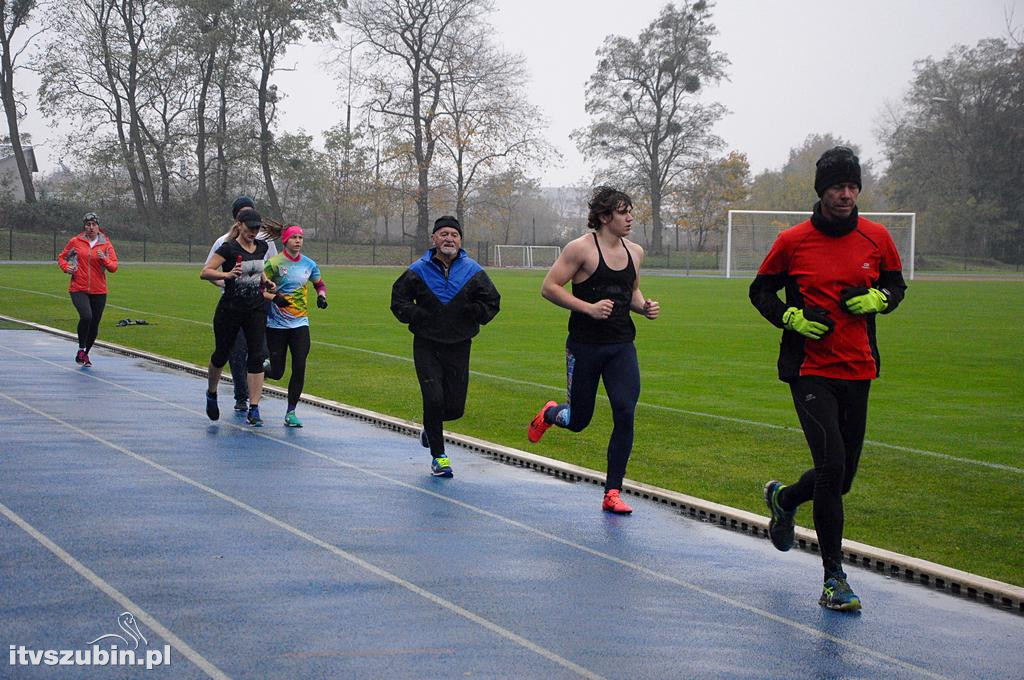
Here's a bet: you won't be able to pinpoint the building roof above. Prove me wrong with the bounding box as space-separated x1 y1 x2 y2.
0 144 39 173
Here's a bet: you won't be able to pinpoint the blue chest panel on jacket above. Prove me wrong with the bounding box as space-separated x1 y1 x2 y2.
410 250 482 304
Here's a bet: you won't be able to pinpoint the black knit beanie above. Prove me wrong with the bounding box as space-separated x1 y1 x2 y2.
231 195 255 220
814 147 862 197
433 215 463 238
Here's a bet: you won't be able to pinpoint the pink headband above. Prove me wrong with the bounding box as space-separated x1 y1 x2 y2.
281 225 303 243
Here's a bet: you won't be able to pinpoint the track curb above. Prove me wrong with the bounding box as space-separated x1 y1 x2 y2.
3 314 1021 615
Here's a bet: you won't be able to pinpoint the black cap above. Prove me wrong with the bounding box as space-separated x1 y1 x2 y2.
433 215 462 238
240 210 262 229
814 147 862 197
232 195 255 219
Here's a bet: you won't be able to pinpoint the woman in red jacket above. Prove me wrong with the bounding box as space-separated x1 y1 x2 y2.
57 212 119 367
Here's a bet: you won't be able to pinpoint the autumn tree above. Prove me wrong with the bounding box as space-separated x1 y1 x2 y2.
574 0 728 253
745 133 880 212
676 150 749 249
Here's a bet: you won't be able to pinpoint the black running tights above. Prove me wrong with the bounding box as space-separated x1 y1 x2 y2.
266 326 311 411
69 292 106 351
413 337 471 458
780 376 870 579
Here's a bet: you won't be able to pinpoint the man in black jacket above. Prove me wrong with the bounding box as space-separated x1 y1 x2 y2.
391 216 501 477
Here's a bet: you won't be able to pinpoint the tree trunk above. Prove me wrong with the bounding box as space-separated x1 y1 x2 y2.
195 46 216 232
649 166 664 253
257 57 281 217
0 14 36 202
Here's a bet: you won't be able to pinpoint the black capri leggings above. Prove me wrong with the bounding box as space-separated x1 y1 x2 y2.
265 326 311 411
69 292 106 351
210 303 266 373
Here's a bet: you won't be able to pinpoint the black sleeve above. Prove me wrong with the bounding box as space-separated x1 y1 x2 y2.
749 272 790 328
877 269 907 314
214 241 235 267
390 270 428 325
469 270 501 325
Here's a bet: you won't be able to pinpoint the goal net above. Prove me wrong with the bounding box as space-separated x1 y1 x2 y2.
494 245 562 269
725 211 916 280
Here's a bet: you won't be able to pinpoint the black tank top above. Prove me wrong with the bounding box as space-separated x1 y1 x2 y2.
568 233 636 344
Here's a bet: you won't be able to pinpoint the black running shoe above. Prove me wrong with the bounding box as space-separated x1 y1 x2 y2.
206 391 219 421
819 573 862 612
764 480 795 551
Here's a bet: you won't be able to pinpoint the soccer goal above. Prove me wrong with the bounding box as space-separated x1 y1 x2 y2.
725 210 916 280
494 245 562 268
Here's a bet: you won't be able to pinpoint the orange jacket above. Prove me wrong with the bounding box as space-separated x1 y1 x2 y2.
58 230 118 294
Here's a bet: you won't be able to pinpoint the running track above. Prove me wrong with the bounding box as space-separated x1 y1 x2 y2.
1 329 1021 679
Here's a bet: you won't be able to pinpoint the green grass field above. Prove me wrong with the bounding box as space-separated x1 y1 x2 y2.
1 264 1021 585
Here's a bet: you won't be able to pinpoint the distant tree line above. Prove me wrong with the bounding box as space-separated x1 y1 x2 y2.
2 2 1021 263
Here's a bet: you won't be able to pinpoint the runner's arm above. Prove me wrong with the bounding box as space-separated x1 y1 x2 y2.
541 240 600 315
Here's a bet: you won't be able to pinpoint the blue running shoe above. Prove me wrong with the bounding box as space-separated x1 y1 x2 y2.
764 480 796 551
206 391 219 421
420 428 429 448
430 455 453 478
819 573 862 612
246 405 263 427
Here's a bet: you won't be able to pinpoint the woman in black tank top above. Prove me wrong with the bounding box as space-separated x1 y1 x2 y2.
568 232 637 344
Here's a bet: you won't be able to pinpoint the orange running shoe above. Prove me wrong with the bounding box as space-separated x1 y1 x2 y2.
602 489 633 514
528 400 558 443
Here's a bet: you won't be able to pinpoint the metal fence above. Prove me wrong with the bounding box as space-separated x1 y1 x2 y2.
1 228 494 268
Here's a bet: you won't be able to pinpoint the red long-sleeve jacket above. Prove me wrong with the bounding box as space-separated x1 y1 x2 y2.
58 230 118 294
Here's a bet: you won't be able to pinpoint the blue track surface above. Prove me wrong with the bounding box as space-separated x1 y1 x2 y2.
1 329 1021 679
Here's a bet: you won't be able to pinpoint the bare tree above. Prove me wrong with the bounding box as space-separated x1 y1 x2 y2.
0 0 42 202
242 0 344 218
435 23 552 227
574 1 728 252
343 0 491 242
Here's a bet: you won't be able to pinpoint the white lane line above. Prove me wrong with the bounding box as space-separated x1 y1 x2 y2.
0 392 603 680
0 500 229 680
1 349 951 680
0 296 1013 474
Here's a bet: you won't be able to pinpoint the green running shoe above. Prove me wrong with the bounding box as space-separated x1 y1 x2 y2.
819 573 862 612
764 480 796 551
430 456 453 478
284 411 303 428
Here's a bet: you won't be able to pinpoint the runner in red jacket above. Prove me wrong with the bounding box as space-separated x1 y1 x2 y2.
57 212 118 367
749 147 907 613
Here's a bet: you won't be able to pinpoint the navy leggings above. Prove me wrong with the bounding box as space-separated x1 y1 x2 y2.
778 376 870 579
546 338 641 491
69 292 106 351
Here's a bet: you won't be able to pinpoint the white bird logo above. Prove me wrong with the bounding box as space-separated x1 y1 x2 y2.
87 612 148 649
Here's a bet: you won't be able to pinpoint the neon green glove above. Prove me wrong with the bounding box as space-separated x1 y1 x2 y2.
840 287 888 314
782 307 834 340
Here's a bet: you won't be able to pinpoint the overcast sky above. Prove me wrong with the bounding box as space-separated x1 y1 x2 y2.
20 0 1020 187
